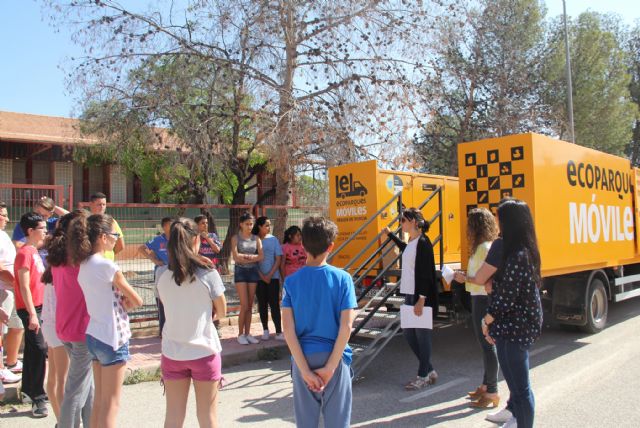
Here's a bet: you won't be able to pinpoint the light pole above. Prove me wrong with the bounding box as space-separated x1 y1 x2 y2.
563 0 576 143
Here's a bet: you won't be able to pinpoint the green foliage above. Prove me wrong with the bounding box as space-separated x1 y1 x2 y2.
625 24 640 165
123 368 162 385
295 174 328 206
542 12 637 155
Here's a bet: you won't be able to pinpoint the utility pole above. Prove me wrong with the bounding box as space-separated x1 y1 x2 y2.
563 0 576 143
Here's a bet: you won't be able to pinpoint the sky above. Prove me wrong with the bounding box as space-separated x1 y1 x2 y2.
1 0 639 119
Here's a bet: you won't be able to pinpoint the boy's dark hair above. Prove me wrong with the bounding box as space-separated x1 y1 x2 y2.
301 216 338 258
161 216 174 226
194 213 219 235
0 201 6 210
90 192 107 201
283 225 302 244
20 212 44 236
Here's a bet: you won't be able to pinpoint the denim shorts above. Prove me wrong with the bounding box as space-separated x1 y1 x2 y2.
234 265 260 283
86 334 130 367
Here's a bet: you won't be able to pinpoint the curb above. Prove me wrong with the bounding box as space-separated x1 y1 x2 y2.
124 343 290 384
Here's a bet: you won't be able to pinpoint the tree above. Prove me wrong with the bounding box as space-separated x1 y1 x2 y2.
44 0 457 235
626 23 640 165
413 0 547 176
541 12 637 154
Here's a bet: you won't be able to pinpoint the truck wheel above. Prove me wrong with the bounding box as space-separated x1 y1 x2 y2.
580 277 608 334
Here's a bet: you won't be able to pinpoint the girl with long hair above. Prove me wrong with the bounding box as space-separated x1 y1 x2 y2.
68 213 143 428
230 212 263 345
42 210 94 427
252 216 284 341
157 218 227 428
482 199 543 428
457 208 500 408
382 207 439 390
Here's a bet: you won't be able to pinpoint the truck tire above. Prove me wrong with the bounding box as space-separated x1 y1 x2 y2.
580 277 608 334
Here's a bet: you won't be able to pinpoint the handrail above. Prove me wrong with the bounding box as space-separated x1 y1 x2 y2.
328 191 402 263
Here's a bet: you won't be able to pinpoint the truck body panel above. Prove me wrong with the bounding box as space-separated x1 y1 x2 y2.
458 133 640 278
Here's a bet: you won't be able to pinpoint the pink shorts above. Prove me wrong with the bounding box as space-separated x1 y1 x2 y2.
161 353 222 382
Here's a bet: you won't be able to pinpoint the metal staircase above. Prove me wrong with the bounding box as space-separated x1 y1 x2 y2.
328 186 445 379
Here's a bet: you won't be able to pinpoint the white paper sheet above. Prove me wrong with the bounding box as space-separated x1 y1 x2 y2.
400 304 433 329
441 265 455 285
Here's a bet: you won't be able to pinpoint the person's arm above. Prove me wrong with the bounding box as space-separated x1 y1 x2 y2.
203 234 221 253
17 267 39 332
0 262 14 285
314 308 357 385
0 307 8 324
282 307 325 392
230 235 245 265
381 227 407 251
213 294 227 319
53 205 69 216
113 221 125 255
138 244 164 267
113 271 143 310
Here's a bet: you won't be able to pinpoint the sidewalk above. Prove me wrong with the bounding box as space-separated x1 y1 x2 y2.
1 319 289 403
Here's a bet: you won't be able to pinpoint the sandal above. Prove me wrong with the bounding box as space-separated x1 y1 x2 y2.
405 376 429 391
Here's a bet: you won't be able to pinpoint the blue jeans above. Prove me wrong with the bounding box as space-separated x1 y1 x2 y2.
496 338 534 428
403 294 434 377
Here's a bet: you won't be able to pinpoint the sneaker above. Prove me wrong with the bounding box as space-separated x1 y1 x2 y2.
237 335 249 345
32 398 49 418
0 368 21 384
275 333 286 341
7 360 23 373
246 335 260 344
261 330 270 341
486 407 513 424
501 416 517 428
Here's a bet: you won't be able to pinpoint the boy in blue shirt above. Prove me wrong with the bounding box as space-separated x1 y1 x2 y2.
282 216 357 428
138 217 173 335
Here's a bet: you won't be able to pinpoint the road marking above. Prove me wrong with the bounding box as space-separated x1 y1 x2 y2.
399 378 469 403
529 344 554 357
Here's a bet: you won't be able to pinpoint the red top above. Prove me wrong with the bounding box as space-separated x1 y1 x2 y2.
53 265 90 342
282 243 307 278
13 245 45 310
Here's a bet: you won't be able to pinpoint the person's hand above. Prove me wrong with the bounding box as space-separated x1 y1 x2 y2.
301 368 325 392
314 365 336 386
414 300 424 316
28 313 40 332
381 226 391 235
482 321 495 345
454 271 466 283
258 272 268 283
123 296 141 311
484 279 493 294
0 307 9 324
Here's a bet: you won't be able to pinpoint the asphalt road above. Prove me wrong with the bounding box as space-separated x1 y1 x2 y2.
4 298 640 427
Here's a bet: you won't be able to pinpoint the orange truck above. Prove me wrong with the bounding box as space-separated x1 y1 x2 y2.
458 133 640 332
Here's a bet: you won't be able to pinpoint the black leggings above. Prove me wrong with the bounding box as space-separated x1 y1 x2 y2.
17 306 48 400
256 279 281 333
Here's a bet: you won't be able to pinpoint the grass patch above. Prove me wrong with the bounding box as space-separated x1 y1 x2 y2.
124 367 162 385
257 347 282 361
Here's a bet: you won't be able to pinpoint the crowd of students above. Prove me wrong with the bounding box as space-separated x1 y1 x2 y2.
0 190 542 428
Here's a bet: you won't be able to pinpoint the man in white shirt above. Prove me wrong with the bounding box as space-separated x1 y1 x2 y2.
0 202 23 383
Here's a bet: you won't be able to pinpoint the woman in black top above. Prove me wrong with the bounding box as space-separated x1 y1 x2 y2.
482 199 543 428
383 208 438 390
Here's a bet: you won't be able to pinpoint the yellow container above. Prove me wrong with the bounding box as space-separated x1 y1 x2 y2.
458 133 640 277
328 160 461 277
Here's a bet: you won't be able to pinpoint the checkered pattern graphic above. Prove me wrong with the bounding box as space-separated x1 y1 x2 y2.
463 145 527 214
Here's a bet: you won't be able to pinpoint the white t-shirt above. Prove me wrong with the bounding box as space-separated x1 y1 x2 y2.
400 238 418 295
157 267 225 361
0 230 16 290
78 254 130 350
